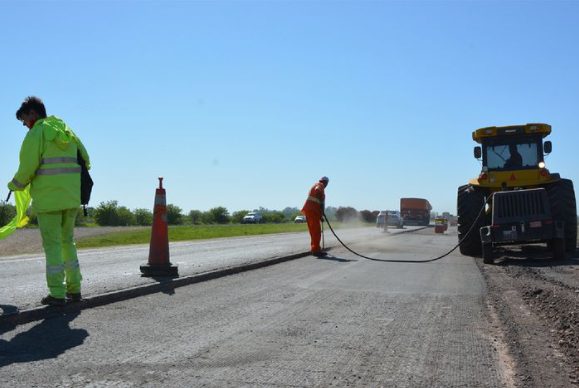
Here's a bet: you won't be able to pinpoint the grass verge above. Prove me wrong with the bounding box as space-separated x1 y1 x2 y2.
75 221 374 249
76 223 311 249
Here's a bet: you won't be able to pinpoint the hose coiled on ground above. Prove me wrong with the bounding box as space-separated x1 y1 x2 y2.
322 196 490 263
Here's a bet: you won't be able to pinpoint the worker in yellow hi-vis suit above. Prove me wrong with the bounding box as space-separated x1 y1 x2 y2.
7 96 90 306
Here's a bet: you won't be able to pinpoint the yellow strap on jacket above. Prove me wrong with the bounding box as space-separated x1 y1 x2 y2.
0 187 31 240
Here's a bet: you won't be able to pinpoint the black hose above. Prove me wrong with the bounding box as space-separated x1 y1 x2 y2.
322 196 491 263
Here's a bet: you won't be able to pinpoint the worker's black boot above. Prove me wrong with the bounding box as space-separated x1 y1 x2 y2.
41 295 65 306
66 292 83 302
313 252 327 257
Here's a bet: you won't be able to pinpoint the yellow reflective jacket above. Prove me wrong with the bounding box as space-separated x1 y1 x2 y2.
7 116 90 213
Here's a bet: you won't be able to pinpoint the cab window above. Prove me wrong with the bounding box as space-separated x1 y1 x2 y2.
483 137 540 170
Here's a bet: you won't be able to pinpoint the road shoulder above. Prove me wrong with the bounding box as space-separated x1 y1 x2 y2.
477 256 579 387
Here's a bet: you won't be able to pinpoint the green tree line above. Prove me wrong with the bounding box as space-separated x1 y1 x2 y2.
0 200 379 228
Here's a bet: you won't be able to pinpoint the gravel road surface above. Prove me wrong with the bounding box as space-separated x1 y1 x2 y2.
3 226 579 387
477 245 579 388
0 227 514 387
0 226 411 312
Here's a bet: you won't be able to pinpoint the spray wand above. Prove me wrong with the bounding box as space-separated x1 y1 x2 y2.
321 217 325 251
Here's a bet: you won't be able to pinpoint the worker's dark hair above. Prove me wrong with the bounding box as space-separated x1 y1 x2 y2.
16 96 47 121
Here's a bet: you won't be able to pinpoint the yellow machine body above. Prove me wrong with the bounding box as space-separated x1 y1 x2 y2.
469 123 558 192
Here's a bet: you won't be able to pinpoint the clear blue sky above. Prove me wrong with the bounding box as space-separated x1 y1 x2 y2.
1 0 578 215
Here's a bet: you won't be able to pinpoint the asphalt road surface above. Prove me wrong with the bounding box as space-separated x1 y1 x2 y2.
0 227 515 387
0 226 410 312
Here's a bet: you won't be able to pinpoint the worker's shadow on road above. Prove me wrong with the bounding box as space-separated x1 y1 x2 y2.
0 304 19 316
0 305 19 338
315 254 356 263
0 312 88 368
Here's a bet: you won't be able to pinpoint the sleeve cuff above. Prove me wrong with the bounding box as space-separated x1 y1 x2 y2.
8 179 27 191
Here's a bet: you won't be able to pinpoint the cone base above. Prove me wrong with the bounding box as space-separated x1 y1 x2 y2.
140 263 179 277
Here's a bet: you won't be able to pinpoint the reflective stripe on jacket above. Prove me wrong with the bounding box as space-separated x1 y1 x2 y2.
301 182 325 215
7 116 91 213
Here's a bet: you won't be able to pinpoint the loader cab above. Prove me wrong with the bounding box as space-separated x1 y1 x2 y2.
481 134 543 171
471 124 555 187
473 124 553 173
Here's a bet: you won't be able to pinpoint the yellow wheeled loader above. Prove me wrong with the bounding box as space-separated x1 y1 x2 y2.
457 123 577 264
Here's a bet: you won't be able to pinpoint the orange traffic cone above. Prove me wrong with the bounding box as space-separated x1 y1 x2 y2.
140 177 179 277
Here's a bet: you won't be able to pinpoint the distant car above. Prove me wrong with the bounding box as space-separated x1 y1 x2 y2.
294 215 307 223
242 212 262 224
376 210 404 229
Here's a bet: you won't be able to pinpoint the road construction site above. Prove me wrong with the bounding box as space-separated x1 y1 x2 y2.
1 225 579 387
1 226 411 314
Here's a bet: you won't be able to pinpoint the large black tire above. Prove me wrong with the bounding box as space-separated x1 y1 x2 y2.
457 184 487 256
546 179 577 252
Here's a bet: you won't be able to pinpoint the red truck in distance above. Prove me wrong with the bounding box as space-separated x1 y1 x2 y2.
400 198 432 226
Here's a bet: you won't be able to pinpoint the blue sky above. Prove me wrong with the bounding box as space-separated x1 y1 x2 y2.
1 0 578 215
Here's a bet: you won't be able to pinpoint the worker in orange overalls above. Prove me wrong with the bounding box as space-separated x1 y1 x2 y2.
301 176 329 257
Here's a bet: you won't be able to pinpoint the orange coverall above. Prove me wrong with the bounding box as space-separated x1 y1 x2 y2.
301 181 326 253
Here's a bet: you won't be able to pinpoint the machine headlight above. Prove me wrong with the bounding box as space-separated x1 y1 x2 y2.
538 162 546 168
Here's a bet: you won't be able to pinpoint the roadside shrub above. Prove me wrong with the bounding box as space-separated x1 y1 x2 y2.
75 208 90 226
188 210 203 225
208 206 230 224
282 207 300 218
262 212 287 224
116 206 136 226
200 211 215 224
95 201 119 226
335 206 358 223
134 208 153 226
256 207 273 215
84 207 96 218
0 202 16 226
95 201 135 226
359 210 376 223
71 207 95 227
167 204 184 225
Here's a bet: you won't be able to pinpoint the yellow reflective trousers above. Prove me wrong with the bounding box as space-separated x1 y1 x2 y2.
37 208 82 298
